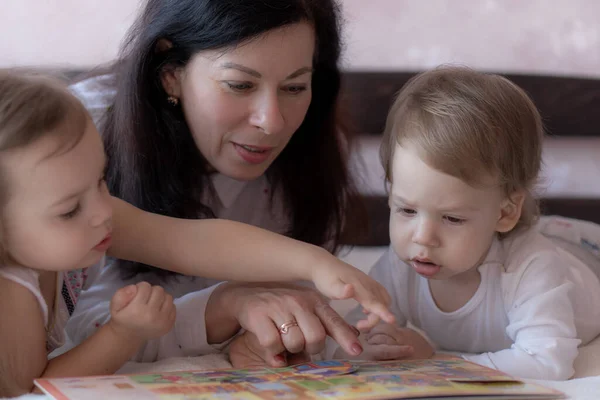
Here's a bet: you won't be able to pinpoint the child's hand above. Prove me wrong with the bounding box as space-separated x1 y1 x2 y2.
310 258 395 330
332 328 413 361
365 324 435 360
108 282 176 340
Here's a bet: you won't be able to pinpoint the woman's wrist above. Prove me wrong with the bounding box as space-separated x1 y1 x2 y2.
205 282 242 344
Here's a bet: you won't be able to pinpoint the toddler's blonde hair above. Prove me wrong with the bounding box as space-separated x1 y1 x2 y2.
380 66 544 233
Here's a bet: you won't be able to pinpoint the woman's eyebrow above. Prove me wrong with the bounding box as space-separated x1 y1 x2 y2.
219 62 313 80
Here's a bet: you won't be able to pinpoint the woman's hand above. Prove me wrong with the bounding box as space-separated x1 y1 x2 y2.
206 282 363 366
229 330 310 368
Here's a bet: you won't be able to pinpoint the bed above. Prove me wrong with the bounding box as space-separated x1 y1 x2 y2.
14 70 600 400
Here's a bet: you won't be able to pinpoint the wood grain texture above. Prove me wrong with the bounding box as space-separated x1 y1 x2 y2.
340 71 600 137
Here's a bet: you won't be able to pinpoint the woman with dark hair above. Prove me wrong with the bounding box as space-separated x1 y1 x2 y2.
62 0 380 366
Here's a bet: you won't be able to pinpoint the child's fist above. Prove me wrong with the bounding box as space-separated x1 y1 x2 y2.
109 282 176 340
366 324 434 360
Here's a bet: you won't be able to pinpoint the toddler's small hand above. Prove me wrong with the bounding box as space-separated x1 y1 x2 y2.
366 324 434 360
109 282 176 340
333 331 413 361
110 284 138 312
311 259 395 328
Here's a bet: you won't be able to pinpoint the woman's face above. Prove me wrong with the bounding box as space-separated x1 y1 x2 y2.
166 22 315 181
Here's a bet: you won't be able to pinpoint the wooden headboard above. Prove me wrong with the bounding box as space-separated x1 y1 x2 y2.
339 71 600 246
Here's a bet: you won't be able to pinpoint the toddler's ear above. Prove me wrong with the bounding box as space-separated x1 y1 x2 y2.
496 191 525 233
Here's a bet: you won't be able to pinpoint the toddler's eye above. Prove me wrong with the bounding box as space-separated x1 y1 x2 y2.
444 215 466 225
60 204 81 220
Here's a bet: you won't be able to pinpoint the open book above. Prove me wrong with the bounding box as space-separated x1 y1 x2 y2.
35 357 565 399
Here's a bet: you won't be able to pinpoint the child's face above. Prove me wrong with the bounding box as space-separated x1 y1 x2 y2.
389 144 508 282
0 120 112 271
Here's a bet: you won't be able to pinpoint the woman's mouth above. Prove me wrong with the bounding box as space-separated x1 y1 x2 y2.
233 143 274 164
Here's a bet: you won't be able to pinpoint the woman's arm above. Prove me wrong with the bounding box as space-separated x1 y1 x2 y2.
108 196 394 325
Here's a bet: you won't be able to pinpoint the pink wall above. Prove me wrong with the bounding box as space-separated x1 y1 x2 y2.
1 0 599 77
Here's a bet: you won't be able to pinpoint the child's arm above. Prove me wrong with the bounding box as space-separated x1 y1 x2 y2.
42 283 174 380
0 276 48 397
0 279 173 396
108 196 394 326
463 251 580 380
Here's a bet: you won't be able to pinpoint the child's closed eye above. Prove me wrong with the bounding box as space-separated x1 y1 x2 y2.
60 203 81 220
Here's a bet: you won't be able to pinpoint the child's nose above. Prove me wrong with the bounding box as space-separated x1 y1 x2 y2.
89 194 112 228
412 219 440 247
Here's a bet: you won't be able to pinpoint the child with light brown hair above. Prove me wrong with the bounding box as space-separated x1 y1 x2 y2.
330 66 600 380
0 70 394 397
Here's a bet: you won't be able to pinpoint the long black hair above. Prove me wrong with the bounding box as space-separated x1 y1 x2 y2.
103 0 361 279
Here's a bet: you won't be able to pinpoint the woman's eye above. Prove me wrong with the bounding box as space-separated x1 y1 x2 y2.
284 85 307 95
60 204 81 220
226 82 254 92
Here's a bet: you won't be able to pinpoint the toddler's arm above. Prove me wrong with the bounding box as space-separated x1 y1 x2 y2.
463 252 580 380
61 260 226 362
109 196 394 327
0 276 48 397
45 282 175 380
0 277 173 397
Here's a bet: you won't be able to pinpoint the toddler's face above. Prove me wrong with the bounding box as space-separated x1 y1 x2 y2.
388 143 508 282
0 120 112 271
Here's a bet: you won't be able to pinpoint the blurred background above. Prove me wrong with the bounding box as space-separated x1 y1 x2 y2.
1 0 599 77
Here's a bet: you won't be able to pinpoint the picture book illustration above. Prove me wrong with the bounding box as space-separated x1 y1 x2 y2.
35 357 565 400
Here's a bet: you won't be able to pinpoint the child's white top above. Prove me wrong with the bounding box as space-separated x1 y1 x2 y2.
340 220 600 380
0 266 89 353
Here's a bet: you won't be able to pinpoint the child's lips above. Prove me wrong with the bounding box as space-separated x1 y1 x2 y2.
94 233 112 252
410 258 441 277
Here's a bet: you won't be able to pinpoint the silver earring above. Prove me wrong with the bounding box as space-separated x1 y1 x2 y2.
167 96 179 106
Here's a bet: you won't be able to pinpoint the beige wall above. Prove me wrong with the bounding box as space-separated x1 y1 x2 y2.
1 0 599 77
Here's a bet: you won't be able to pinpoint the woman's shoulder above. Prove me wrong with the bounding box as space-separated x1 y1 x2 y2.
69 74 117 126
